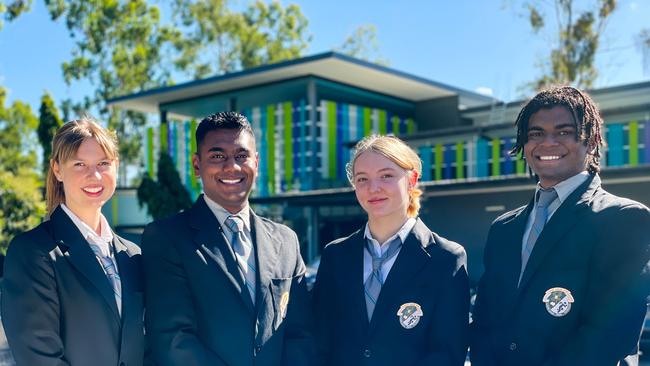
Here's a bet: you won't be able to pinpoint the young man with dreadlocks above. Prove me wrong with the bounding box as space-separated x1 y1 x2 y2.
470 86 650 366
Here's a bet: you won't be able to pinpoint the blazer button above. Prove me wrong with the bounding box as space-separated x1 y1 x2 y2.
363 349 372 358
509 342 517 351
255 345 262 353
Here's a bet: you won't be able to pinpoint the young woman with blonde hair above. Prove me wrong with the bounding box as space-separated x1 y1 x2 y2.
2 118 145 366
313 135 470 366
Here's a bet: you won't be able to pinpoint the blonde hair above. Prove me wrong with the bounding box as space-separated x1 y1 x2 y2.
46 118 119 214
346 135 423 217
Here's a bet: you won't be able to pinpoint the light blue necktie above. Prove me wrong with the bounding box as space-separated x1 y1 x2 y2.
89 243 122 315
364 237 402 321
226 215 257 304
519 188 558 285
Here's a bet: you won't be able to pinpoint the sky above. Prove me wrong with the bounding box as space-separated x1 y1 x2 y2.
0 0 648 113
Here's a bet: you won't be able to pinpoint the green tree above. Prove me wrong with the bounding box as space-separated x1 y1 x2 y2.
137 151 192 220
38 92 63 175
523 0 617 90
0 87 45 254
0 0 31 30
336 24 389 66
43 0 180 184
172 0 310 78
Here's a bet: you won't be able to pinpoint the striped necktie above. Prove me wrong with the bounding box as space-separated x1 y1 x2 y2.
519 188 558 285
364 236 402 321
225 215 257 304
89 243 122 315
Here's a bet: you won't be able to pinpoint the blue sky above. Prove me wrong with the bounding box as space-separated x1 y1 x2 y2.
0 0 648 112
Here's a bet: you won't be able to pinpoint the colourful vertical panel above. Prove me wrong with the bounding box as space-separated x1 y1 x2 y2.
391 116 400 136
160 123 168 153
259 108 268 196
111 197 118 225
491 138 501 176
189 120 198 194
407 118 415 134
267 104 276 194
644 121 650 164
503 139 513 175
292 101 300 190
516 151 526 174
455 142 464 179
476 138 488 178
168 122 176 159
327 101 337 179
356 106 364 140
339 103 349 180
378 110 387 135
147 128 154 178
629 121 639 166
176 122 185 185
299 100 309 190
363 108 372 136
434 144 443 180
419 146 432 181
283 102 293 190
444 144 454 179
607 123 624 167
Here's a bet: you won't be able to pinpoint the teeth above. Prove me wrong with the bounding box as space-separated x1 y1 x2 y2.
221 179 243 184
539 156 560 161
84 187 102 193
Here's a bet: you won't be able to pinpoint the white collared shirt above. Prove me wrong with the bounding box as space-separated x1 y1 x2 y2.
522 171 590 246
60 203 117 270
363 218 417 284
203 195 254 248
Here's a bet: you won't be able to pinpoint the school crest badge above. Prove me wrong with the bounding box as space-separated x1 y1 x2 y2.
397 302 423 329
542 287 574 317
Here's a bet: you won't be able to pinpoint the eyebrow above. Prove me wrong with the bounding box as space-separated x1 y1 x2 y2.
528 123 576 131
206 147 251 153
354 167 397 176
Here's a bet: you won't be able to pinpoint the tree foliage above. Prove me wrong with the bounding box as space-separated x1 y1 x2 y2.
637 28 650 76
172 0 310 78
38 92 63 175
523 0 617 90
136 151 192 220
336 24 389 66
0 87 45 254
0 0 31 30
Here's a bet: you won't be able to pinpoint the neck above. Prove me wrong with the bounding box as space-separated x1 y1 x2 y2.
67 204 102 235
368 213 409 244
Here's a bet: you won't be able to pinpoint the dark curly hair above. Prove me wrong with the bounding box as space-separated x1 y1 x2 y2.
509 86 604 174
195 111 255 149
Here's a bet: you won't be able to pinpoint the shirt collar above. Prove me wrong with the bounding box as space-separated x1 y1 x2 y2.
364 217 416 247
60 203 113 245
203 194 251 231
536 171 590 205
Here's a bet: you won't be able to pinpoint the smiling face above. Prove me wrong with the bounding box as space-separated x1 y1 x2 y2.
352 151 412 224
524 106 590 188
52 137 118 218
192 129 259 213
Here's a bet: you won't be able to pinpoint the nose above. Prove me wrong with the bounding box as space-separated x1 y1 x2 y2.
368 178 381 193
540 133 560 146
222 157 240 172
87 166 102 179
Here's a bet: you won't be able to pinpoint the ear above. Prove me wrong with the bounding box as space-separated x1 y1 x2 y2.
191 153 200 177
51 160 63 182
408 170 419 189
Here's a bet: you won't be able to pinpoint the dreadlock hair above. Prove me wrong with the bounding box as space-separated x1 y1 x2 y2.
510 85 604 174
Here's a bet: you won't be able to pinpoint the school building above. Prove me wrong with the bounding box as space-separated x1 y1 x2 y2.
107 52 650 284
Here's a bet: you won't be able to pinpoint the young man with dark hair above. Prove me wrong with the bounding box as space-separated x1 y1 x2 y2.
471 86 650 366
142 111 314 366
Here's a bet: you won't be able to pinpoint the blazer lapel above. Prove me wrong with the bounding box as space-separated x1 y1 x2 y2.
50 207 121 324
518 175 598 290
250 212 279 325
188 197 254 314
346 230 370 331
113 236 138 325
367 219 431 335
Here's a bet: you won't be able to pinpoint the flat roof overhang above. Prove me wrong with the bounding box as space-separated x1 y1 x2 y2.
107 52 495 115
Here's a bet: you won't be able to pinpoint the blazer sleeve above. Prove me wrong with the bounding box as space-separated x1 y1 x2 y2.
469 224 499 366
311 244 335 366
543 204 650 366
142 223 227 366
1 234 70 366
417 244 471 366
281 230 316 366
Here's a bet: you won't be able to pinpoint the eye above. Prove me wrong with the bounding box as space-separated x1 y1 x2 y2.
236 154 249 160
99 160 111 166
558 130 574 136
73 162 85 167
528 131 543 138
380 174 394 180
209 153 225 160
355 176 368 184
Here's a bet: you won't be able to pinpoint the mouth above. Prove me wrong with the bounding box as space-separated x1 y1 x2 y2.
219 178 245 185
368 197 387 205
82 186 104 197
536 155 562 161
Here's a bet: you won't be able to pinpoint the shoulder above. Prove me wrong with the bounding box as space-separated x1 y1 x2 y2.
255 215 298 239
592 188 650 216
143 209 191 237
7 221 55 258
322 229 362 254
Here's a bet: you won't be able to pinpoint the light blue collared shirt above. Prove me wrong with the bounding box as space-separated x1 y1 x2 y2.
203 195 253 248
522 171 590 247
363 218 417 284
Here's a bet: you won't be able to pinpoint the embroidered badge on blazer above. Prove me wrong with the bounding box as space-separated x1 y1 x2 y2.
542 287 574 317
397 302 423 329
